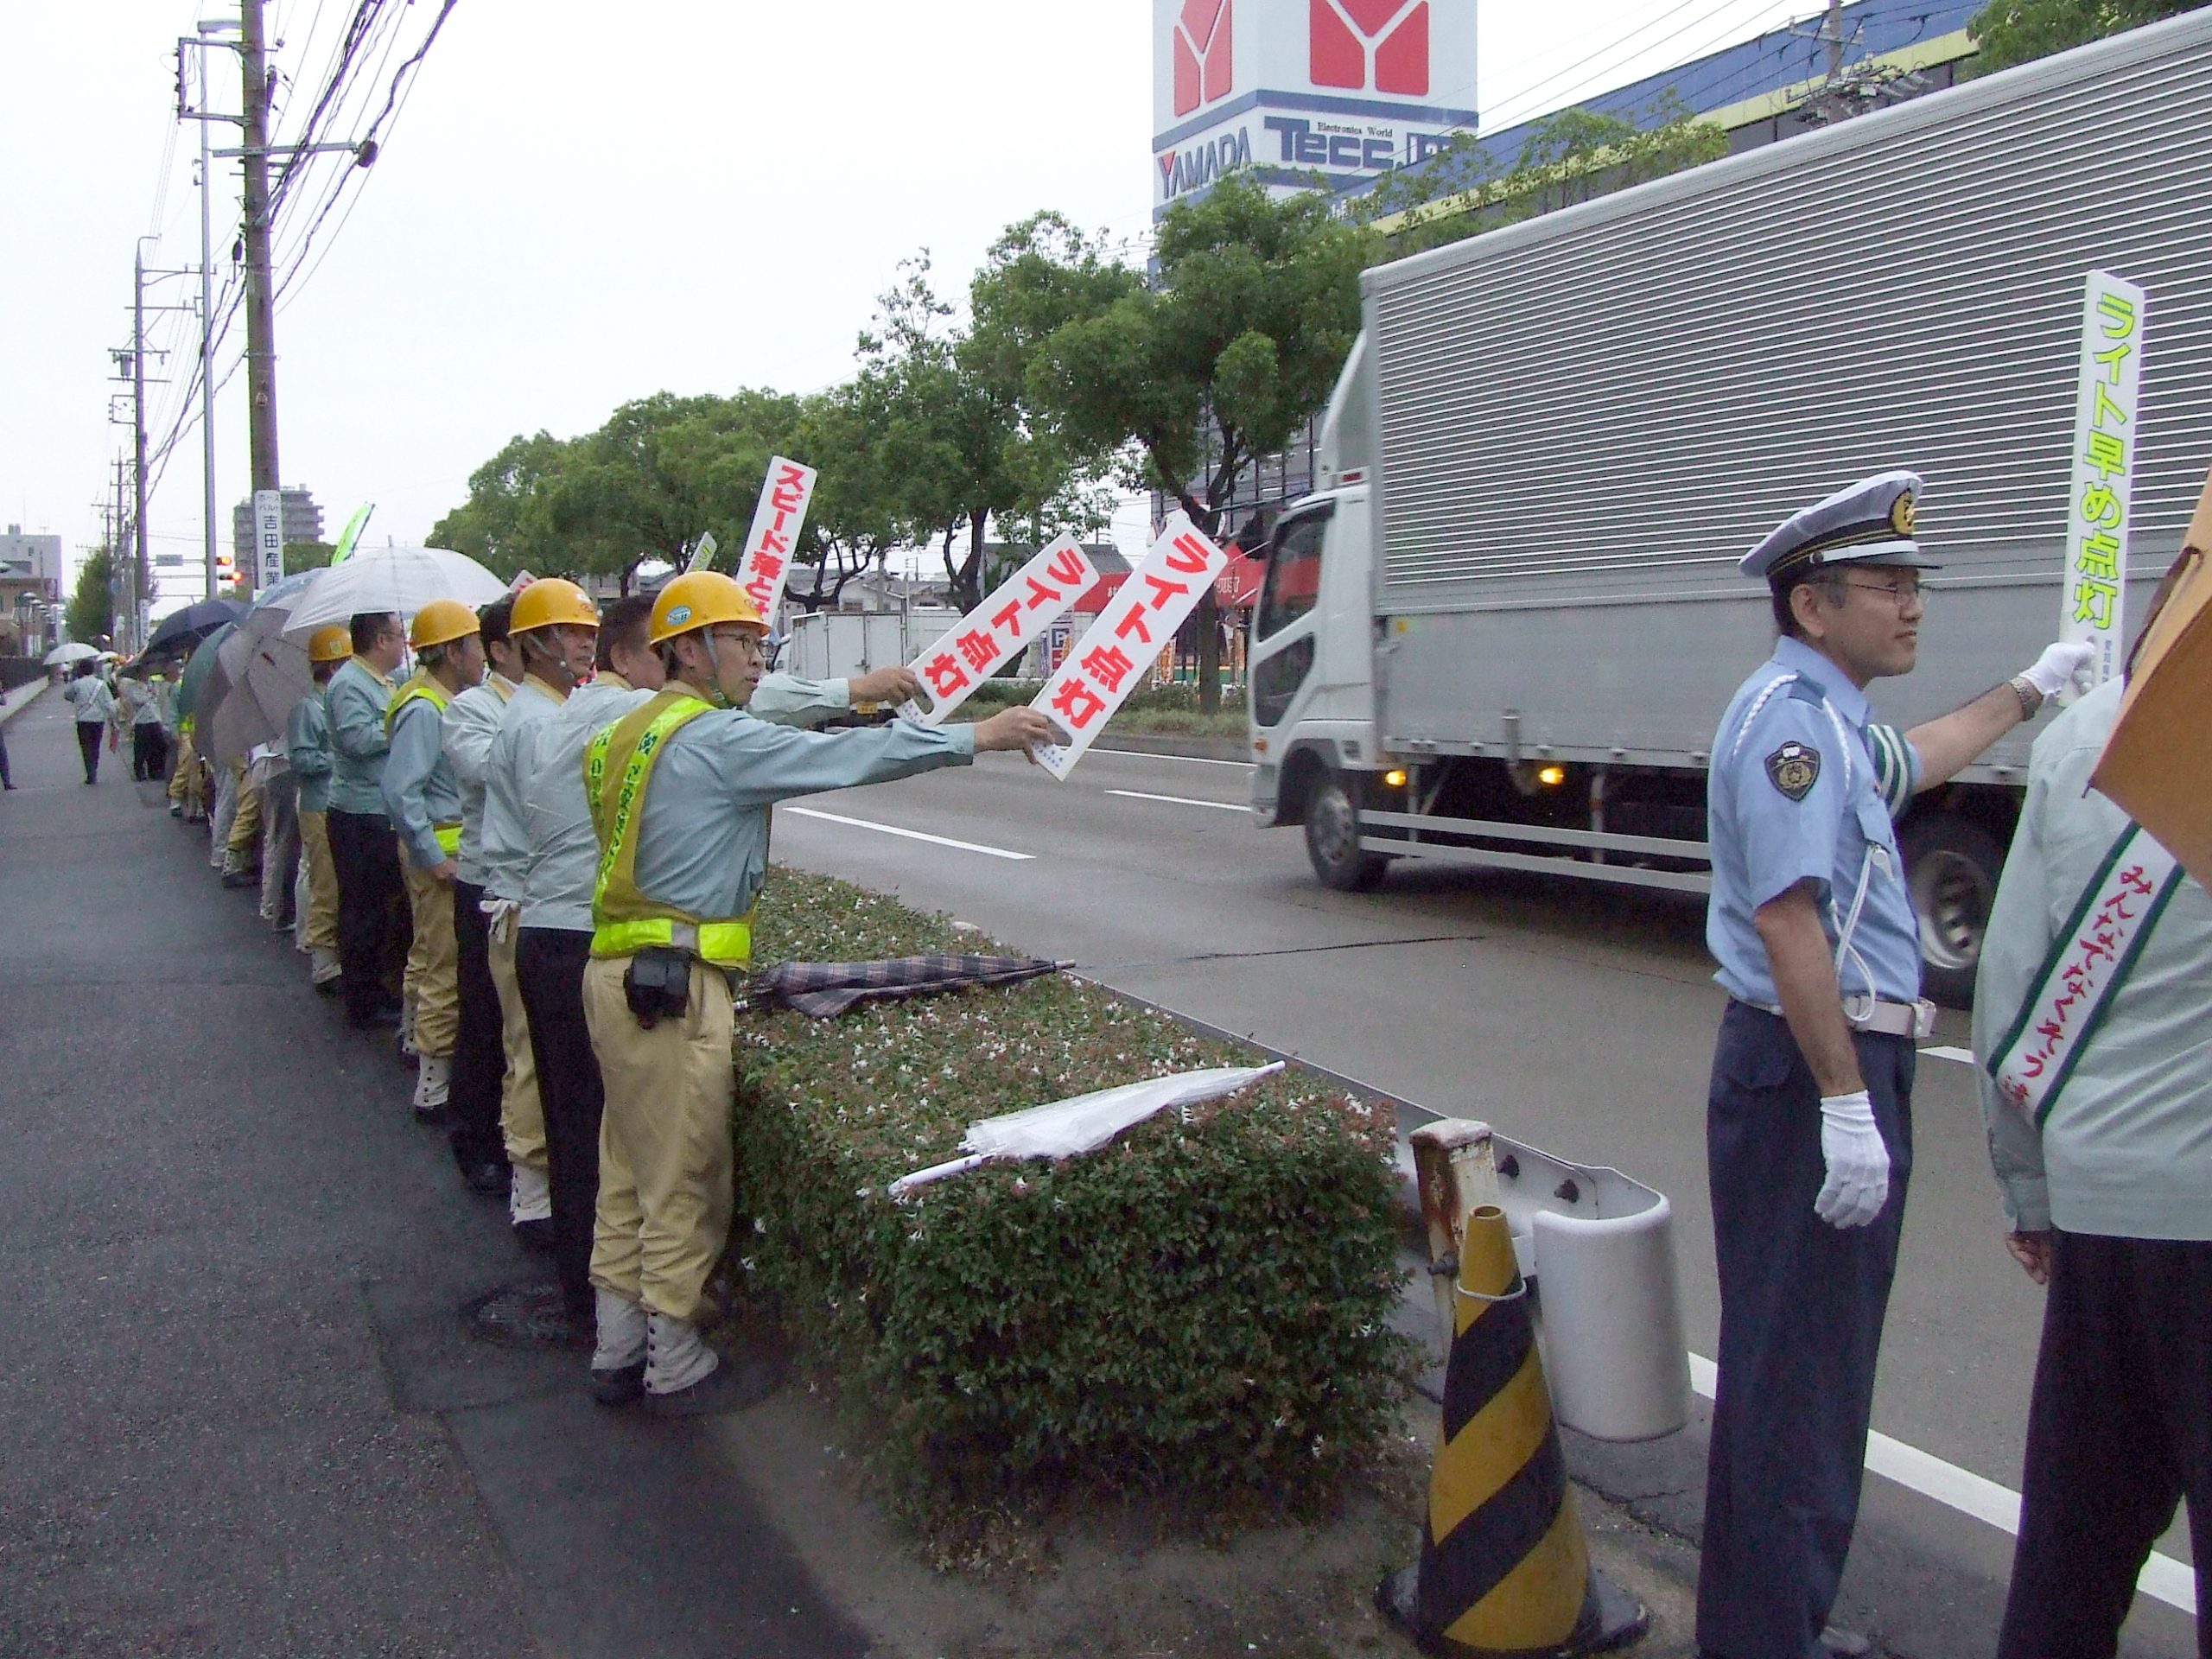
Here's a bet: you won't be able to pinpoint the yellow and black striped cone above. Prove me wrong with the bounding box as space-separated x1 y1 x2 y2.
1377 1205 1649 1657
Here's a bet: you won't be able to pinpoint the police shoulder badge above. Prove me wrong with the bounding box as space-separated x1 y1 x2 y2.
1766 741 1821 801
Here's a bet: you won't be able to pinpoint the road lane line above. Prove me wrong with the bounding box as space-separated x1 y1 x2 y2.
1919 1045 1976 1065
1105 789 1247 814
1093 748 1254 769
781 807 1033 861
1684 1354 2196 1614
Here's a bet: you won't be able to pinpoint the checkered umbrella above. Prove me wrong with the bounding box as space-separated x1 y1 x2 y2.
747 954 1070 1019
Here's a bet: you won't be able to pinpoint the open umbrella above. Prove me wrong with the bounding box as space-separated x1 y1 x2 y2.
204 621 317 765
143 597 246 658
175 623 236 723
43 641 99 667
280 546 506 638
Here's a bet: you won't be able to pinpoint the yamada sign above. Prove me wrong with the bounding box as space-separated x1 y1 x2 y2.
1153 0 1477 135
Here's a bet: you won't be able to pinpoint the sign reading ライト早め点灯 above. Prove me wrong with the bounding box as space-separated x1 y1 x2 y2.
898 537 1099 727
2060 270 2147 697
733 458 817 620
1027 513 1230 780
253 489 284 595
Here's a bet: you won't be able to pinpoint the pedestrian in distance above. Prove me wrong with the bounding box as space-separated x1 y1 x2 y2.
326 612 410 1033
1695 470 2094 1659
1973 549 2212 1658
62 661 119 785
577 571 1047 1416
383 599 483 1118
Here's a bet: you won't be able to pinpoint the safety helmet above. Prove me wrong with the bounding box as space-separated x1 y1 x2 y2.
510 576 599 635
649 571 765 646
409 599 481 651
307 625 353 664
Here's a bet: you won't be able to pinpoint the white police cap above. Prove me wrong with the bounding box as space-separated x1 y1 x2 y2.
1740 469 1940 583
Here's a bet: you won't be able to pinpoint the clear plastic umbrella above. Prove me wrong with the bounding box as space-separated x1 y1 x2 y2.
887 1063 1285 1198
279 546 507 638
42 641 99 666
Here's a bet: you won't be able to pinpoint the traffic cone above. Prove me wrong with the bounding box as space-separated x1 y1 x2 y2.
1378 1205 1648 1657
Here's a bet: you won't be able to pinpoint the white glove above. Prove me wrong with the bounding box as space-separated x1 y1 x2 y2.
2019 639 2095 702
1815 1090 1891 1230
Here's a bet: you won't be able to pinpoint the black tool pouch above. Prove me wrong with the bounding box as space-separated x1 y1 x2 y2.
623 945 693 1029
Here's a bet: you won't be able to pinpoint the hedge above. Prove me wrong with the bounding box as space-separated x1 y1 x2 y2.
734 870 1413 1514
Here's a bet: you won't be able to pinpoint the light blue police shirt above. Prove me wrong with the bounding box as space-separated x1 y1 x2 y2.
1705 636 1923 1010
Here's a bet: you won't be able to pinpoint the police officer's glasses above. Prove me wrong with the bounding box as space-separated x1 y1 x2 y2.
1830 576 1926 610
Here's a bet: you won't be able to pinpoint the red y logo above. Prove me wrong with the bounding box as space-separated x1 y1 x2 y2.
1310 0 1429 95
1173 0 1235 117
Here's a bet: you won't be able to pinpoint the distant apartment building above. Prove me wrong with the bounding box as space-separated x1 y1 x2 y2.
231 487 325 566
0 524 64 652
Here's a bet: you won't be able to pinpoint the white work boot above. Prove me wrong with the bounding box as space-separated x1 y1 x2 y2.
397 994 418 1058
644 1313 719 1398
410 1052 450 1118
590 1289 648 1407
509 1161 551 1224
310 946 342 988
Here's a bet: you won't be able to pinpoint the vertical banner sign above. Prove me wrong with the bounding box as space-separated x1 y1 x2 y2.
685 531 719 574
252 489 284 595
1028 513 1230 780
899 536 1100 726
2060 271 2148 697
733 458 817 620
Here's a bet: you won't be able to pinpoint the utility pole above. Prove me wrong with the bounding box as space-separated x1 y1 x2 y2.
133 248 149 652
238 0 280 497
181 16 241 604
1826 0 1846 82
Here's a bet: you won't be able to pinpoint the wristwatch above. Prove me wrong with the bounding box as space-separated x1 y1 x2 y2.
2008 676 2044 719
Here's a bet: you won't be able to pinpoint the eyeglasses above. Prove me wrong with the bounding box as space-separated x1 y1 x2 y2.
1828 577 1927 608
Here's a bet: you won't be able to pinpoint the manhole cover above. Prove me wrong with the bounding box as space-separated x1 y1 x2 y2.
463 1281 589 1350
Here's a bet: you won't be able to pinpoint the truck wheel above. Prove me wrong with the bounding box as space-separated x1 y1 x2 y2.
1900 811 2004 1010
1305 770 1389 892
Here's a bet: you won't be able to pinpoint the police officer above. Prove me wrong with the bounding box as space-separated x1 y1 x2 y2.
1697 471 2094 1659
383 600 484 1116
289 626 349 993
579 572 1046 1415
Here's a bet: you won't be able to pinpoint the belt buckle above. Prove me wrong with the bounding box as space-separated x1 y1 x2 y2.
1912 999 1938 1041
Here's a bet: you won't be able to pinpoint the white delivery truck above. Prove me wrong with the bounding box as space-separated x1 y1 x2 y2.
1246 10 2212 1003
780 607 961 686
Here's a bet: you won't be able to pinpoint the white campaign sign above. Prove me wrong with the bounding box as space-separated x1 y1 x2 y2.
252 489 284 596
733 457 817 619
898 536 1098 726
2059 270 2147 698
685 530 719 574
1027 513 1230 780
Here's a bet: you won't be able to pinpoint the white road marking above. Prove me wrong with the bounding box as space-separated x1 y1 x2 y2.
1684 1354 2196 1614
1093 747 1255 769
782 807 1033 861
1919 1045 1976 1065
1106 789 1247 814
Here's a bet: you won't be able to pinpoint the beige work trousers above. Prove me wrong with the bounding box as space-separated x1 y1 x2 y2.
487 922 546 1176
399 853 460 1058
296 809 340 953
582 956 736 1325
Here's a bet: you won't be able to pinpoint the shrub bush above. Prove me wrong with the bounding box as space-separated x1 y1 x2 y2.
734 871 1412 1514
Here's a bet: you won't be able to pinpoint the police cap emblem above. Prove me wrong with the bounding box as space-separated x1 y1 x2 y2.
1766 741 1821 802
1890 492 1916 537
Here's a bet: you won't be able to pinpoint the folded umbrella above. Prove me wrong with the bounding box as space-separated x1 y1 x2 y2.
747 953 1070 1019
280 546 507 638
204 626 318 766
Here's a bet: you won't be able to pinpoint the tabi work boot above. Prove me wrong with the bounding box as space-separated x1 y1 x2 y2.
310 946 342 995
397 994 418 1058
411 1052 451 1118
591 1290 648 1408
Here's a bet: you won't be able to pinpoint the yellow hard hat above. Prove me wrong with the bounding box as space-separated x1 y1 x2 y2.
510 577 599 635
410 599 482 651
650 571 766 646
307 625 353 664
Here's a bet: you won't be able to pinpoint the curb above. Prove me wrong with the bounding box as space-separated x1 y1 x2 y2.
1090 730 1249 763
0 683 49 729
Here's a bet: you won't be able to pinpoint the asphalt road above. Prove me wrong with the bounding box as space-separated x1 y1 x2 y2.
770 738 2198 1656
0 692 863 1659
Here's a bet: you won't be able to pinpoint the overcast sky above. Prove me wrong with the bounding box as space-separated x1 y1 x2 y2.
3 0 1814 609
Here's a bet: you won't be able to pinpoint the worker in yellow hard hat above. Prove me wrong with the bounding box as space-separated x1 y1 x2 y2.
382 599 486 1117
579 570 1052 1415
288 626 351 992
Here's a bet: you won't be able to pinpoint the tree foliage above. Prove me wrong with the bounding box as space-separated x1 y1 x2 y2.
66 546 117 645
1967 0 2204 69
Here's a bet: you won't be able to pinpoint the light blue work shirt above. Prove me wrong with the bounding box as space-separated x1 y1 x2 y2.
382 692 466 870
442 675 517 889
286 690 334 817
479 675 568 903
324 657 395 817
1972 679 2212 1239
1705 636 1923 1010
516 672 855 933
65 677 118 726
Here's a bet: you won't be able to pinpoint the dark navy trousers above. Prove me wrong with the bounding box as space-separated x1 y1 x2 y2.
1695 1001 1916 1659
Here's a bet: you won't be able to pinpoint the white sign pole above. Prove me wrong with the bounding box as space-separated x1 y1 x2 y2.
733 458 817 621
1027 513 1231 779
2059 270 2148 699
899 536 1100 725
251 488 284 597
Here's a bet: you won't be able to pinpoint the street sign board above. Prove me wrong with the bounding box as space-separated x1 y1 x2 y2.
734 458 817 620
252 489 283 595
899 537 1099 725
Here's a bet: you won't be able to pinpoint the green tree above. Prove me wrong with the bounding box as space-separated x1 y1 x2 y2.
283 540 334 575
1967 0 2204 68
66 546 118 645
430 431 571 578
1023 177 1372 710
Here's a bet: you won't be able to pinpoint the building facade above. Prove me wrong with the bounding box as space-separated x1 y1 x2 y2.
230 488 325 568
0 525 65 654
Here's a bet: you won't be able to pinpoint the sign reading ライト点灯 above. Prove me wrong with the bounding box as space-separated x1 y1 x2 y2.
2059 271 2148 697
899 537 1099 727
732 459 817 620
1027 513 1230 780
252 489 284 596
